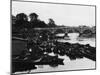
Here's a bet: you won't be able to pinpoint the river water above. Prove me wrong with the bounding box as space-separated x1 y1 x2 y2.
15 33 96 74
59 33 95 47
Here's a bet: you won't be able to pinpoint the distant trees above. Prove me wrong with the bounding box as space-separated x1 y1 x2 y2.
79 29 93 38
12 12 96 38
78 26 96 38
29 13 47 28
29 13 38 22
16 13 28 21
12 15 17 34
91 26 96 34
15 13 29 29
48 18 56 27
12 15 16 25
12 13 57 33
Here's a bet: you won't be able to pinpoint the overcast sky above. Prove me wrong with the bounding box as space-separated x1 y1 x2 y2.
12 1 95 27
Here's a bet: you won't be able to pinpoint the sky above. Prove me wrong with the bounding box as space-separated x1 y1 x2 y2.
12 1 95 27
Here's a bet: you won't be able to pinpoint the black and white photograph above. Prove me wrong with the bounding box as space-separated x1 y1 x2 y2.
11 0 96 74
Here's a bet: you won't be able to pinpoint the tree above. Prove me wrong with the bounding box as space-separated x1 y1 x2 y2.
15 13 29 30
29 13 38 22
79 29 93 38
12 15 17 34
48 18 56 27
29 13 47 28
12 15 16 25
16 13 28 21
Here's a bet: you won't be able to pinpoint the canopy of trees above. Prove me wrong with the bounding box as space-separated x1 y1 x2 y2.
12 13 57 34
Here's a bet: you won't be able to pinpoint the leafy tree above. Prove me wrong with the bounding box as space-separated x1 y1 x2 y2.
16 13 28 21
48 18 56 27
29 13 47 28
15 13 29 30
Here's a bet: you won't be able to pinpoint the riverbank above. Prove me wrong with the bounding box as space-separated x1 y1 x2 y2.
12 39 96 74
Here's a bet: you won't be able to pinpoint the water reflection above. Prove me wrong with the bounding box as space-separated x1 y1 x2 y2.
68 33 79 40
30 33 96 73
58 33 95 47
14 33 96 74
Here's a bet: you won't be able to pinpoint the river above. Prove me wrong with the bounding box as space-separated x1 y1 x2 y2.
15 33 96 74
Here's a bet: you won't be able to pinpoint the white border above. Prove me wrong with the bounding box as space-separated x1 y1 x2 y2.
0 0 99 75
